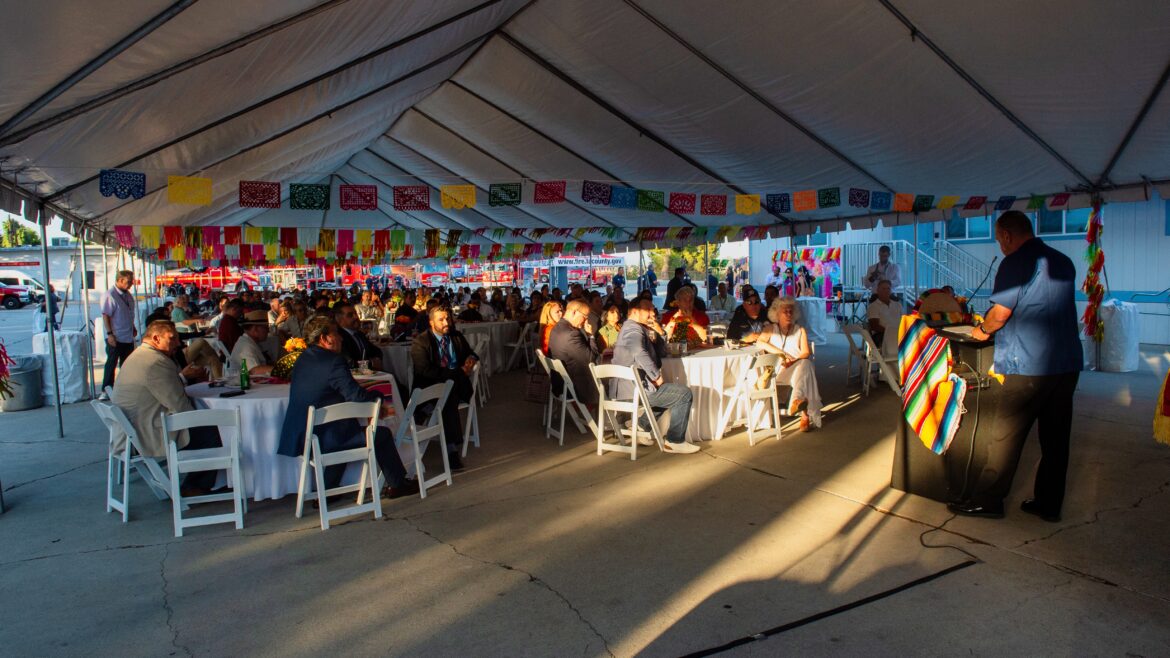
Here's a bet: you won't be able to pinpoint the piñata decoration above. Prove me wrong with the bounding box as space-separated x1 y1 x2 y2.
1080 199 1106 342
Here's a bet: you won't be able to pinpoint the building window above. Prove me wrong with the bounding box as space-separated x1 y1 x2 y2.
967 215 991 239
945 215 966 239
1064 207 1091 234
1036 206 1064 235
793 231 828 246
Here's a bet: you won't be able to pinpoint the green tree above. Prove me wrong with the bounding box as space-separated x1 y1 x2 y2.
646 245 718 280
1 218 18 247
17 226 41 246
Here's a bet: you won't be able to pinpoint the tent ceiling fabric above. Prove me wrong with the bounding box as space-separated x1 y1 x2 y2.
2 0 1169 239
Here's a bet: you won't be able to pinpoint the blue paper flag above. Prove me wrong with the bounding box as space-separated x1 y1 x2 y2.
870 191 892 211
99 169 146 200
609 186 637 209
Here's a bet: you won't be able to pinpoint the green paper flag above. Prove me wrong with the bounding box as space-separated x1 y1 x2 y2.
1027 195 1046 210
290 183 330 210
489 183 522 207
261 227 279 245
636 189 665 212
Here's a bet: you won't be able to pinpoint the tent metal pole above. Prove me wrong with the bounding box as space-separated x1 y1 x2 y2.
37 205 64 438
79 233 95 399
704 242 710 302
913 217 920 301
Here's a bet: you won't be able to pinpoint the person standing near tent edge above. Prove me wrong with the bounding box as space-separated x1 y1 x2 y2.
948 211 1081 522
99 270 137 399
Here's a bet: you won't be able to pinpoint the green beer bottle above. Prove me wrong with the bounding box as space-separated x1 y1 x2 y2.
239 358 250 390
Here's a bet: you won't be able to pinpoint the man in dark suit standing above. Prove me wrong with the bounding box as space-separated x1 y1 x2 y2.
278 316 417 499
665 267 688 307
411 305 477 470
548 300 599 405
334 302 383 371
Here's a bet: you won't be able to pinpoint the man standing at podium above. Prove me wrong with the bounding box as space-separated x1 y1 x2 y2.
949 211 1081 522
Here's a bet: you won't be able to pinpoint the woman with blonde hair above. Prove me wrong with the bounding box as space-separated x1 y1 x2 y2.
538 300 564 354
758 296 822 431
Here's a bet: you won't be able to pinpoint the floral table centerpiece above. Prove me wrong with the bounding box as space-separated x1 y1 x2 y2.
271 337 307 380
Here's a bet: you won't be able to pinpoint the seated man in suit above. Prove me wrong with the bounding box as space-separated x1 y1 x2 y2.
334 302 384 371
277 316 417 499
548 300 600 406
612 298 700 454
111 320 220 494
411 305 478 470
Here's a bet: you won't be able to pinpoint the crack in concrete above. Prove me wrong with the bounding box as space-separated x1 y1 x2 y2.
1014 479 1170 549
159 544 193 658
400 516 615 658
2 458 105 492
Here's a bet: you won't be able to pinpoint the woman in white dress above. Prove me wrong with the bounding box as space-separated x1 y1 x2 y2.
757 296 823 431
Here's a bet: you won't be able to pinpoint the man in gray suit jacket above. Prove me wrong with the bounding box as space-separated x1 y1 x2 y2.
611 298 699 453
111 320 220 492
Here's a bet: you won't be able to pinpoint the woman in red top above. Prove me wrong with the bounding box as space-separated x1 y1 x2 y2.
661 286 710 346
538 300 564 354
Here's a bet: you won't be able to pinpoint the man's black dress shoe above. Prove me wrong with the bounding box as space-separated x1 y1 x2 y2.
1020 499 1061 523
947 501 1005 518
447 453 464 471
382 480 421 499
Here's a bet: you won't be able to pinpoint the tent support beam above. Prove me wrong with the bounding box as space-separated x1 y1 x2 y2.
622 0 893 192
449 80 700 229
37 204 64 437
498 31 794 226
1096 55 1170 187
409 107 641 238
48 8 501 203
381 135 561 231
877 0 1094 189
0 0 357 148
0 0 196 138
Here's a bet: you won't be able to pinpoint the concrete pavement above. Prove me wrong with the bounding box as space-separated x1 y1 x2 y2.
1 336 1168 656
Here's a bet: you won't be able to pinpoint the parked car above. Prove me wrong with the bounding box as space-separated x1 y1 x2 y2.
0 270 54 302
0 283 30 309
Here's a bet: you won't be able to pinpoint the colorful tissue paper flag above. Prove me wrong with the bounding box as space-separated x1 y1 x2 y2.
700 194 728 216
766 193 791 214
393 185 429 210
280 227 297 249
238 180 280 208
964 195 987 210
870 191 892 211
339 184 377 211
184 227 201 247
138 226 160 249
637 189 665 213
581 180 612 205
440 185 475 209
899 316 966 455
317 229 336 253
610 186 637 209
336 229 354 255
534 180 567 204
1048 192 1070 209
913 195 935 212
669 192 696 214
260 226 278 245
167 176 212 206
817 187 841 209
289 183 329 210
201 226 220 247
937 195 960 210
446 230 462 248
489 183 521 207
847 188 870 208
218 226 238 245
1026 195 1046 210
994 195 1016 211
735 194 761 215
114 225 135 248
893 193 914 212
100 169 146 200
792 190 817 212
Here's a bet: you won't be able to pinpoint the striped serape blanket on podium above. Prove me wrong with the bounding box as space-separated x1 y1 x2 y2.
898 315 966 454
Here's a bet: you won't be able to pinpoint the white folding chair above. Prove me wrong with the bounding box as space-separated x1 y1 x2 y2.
394 381 454 499
546 357 595 445
294 400 383 531
466 333 492 404
842 324 869 386
161 408 246 537
589 363 665 460
716 353 784 445
91 399 172 522
459 363 481 457
505 322 537 371
534 350 555 429
856 327 902 396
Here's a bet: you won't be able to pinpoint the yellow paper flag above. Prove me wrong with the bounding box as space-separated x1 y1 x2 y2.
735 194 761 215
440 185 476 209
167 176 212 206
937 195 961 210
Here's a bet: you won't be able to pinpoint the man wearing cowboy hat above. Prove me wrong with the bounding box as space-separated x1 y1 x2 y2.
229 309 274 375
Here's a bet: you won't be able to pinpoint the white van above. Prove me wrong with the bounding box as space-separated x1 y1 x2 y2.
0 270 51 301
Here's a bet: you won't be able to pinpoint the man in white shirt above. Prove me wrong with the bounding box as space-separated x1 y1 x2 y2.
863 245 902 292
765 264 786 289
866 280 903 357
708 282 736 313
100 270 138 397
229 310 274 375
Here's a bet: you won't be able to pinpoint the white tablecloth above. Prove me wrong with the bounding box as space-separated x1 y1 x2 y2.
660 348 757 442
457 320 519 374
796 297 833 345
33 330 90 403
378 343 413 391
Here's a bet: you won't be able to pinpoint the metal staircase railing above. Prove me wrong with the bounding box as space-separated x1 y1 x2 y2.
841 240 990 303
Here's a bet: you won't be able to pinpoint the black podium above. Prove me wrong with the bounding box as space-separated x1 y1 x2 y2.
890 331 1001 503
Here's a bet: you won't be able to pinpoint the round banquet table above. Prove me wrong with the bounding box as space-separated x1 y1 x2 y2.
796 297 833 345
187 374 396 501
660 347 758 442
457 320 519 374
378 342 414 391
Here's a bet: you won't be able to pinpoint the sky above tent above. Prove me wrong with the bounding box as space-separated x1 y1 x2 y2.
1 0 1169 244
